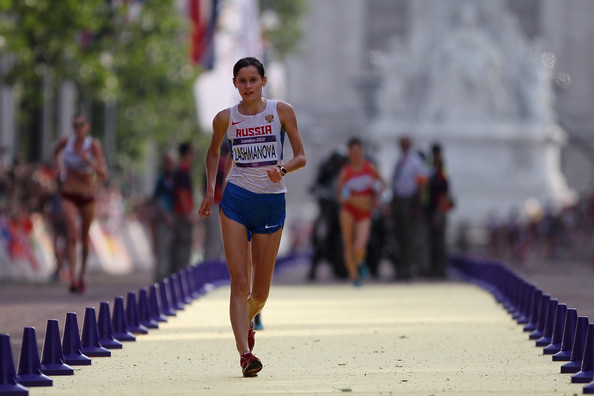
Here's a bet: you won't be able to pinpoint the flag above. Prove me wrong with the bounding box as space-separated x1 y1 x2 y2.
193 0 264 131
189 0 219 69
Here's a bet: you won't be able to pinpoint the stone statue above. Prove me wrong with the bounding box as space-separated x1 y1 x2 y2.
375 0 554 126
422 2 510 123
371 0 574 228
376 37 413 118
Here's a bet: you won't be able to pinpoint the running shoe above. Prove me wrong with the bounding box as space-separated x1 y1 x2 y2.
76 278 86 294
240 352 262 377
358 262 369 279
254 314 264 330
248 322 255 352
51 268 60 283
69 281 77 293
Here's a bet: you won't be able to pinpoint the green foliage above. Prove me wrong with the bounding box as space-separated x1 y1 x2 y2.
0 0 200 171
105 0 201 172
259 0 307 60
0 0 305 172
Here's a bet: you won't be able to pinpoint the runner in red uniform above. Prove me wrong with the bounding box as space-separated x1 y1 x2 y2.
337 138 386 286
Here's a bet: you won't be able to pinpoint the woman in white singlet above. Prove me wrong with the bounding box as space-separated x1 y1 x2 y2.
53 113 107 294
199 57 306 377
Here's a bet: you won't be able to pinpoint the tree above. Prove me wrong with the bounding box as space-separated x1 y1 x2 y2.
93 0 201 174
0 0 200 172
0 0 305 177
0 0 108 160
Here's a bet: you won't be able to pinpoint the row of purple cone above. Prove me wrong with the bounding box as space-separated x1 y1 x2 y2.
0 259 232 395
450 256 594 394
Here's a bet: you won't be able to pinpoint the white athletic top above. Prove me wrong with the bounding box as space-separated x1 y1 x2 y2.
225 99 286 194
62 135 94 173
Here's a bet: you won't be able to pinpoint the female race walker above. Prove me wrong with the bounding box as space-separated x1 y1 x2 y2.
198 57 306 377
337 138 385 287
54 113 108 293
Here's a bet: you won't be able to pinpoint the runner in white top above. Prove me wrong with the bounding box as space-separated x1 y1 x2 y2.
199 57 306 377
53 113 107 294
226 98 287 194
62 135 95 174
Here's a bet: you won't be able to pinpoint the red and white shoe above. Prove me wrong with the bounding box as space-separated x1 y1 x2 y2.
248 322 255 352
240 352 262 377
76 278 86 294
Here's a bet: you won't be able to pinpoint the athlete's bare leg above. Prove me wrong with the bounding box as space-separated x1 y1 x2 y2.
60 198 79 286
339 209 358 281
78 202 96 280
353 218 372 265
248 229 282 323
220 210 251 354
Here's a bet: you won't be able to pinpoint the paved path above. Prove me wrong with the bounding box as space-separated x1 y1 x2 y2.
0 270 154 361
2 259 593 395
8 280 588 395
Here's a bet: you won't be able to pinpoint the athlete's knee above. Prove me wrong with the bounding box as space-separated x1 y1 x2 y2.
230 277 251 299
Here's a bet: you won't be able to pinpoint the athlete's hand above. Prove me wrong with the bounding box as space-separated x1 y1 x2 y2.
198 196 213 219
266 166 283 183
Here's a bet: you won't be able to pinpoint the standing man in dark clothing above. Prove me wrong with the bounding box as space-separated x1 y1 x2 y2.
203 142 230 260
426 152 453 278
390 136 428 280
151 151 176 281
170 141 196 274
308 151 347 280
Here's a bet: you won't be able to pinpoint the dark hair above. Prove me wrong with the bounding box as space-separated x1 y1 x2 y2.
178 141 193 157
347 137 363 148
73 112 88 122
233 57 265 79
431 142 442 155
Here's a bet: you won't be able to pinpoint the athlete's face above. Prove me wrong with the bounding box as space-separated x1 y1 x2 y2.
233 66 266 101
72 116 89 138
348 143 363 164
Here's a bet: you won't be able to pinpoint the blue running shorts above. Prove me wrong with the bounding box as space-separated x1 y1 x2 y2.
220 182 286 241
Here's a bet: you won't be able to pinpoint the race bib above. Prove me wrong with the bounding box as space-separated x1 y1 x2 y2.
232 135 278 168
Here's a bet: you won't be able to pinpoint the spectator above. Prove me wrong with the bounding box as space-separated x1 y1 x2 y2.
390 135 428 280
151 151 176 281
425 155 453 278
37 163 68 281
308 150 347 280
170 141 197 274
202 141 230 260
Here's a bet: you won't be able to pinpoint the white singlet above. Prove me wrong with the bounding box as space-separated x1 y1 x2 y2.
225 99 286 194
62 136 94 174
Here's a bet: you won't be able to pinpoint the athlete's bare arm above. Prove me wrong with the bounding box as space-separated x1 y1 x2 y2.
266 101 306 183
91 140 108 181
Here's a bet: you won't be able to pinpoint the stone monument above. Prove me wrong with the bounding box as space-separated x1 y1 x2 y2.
371 0 575 228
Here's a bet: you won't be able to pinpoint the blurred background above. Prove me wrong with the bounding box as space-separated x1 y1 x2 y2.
2 0 594 283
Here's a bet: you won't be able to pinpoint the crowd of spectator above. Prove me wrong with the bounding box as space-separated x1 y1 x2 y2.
0 158 136 279
484 194 594 265
0 159 135 226
3 155 594 282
